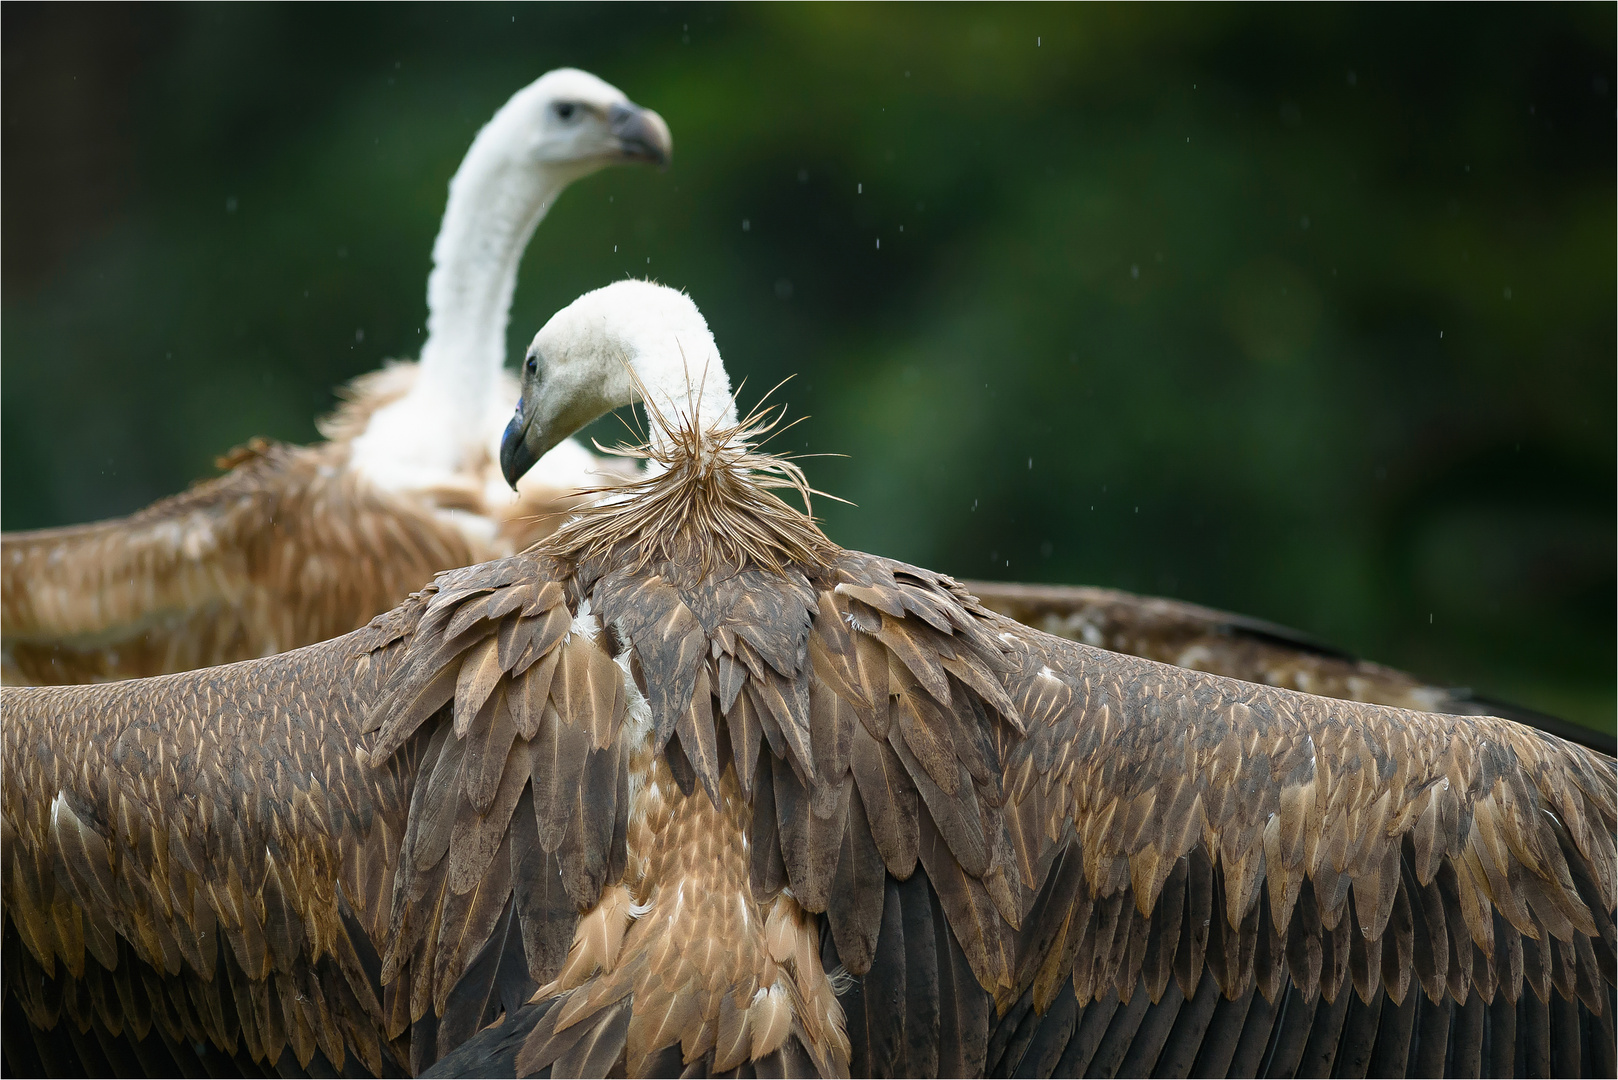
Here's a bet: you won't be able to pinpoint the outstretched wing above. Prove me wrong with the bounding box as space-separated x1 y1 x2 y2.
2 439 476 685
2 548 605 1079
12 535 1609 1079
1 599 428 1076
974 615 1616 1077
967 579 1616 755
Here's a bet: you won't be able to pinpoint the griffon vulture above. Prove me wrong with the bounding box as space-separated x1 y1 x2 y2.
1 68 670 687
3 282 1613 1079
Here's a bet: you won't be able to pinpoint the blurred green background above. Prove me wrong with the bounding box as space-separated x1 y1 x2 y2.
3 5 1612 734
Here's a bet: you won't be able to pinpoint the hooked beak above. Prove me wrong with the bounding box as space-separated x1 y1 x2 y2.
499 400 539 489
610 102 672 168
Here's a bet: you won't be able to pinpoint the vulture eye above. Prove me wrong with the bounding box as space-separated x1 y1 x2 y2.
525 355 538 374
553 102 577 122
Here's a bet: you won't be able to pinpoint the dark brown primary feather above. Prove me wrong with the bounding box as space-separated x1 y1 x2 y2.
969 614 1616 1077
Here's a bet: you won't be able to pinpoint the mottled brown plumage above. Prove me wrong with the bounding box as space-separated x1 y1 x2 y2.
6 402 1613 1077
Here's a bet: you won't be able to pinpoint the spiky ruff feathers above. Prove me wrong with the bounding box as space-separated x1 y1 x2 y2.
542 390 841 579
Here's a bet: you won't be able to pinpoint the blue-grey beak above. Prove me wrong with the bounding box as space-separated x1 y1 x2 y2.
610 102 672 168
500 399 538 489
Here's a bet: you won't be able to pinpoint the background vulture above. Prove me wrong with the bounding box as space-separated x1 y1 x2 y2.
5 282 1612 1078
0 68 670 686
963 583 1615 757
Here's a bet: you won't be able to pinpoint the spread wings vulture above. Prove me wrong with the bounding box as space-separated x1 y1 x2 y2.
4 282 1613 1079
1 69 669 687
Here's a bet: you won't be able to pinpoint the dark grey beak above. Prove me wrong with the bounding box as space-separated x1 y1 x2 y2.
610 102 673 168
500 401 538 489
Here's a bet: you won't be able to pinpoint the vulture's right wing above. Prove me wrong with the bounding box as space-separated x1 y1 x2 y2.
2 600 424 1075
966 579 1615 755
2 440 476 685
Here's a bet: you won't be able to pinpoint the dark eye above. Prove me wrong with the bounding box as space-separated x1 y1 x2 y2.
525 355 538 374
553 102 577 122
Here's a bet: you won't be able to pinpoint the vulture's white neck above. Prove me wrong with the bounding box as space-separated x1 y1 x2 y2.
414 155 563 445
351 108 587 495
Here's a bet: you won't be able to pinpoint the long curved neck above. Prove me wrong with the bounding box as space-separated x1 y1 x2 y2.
411 148 568 446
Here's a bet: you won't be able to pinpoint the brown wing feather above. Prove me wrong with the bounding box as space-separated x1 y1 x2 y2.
2 609 422 1073
975 612 1615 1073
2 438 476 685
784 560 1617 1077
9 469 1614 1080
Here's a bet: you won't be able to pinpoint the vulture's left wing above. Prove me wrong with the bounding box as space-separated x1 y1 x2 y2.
2 550 614 1078
970 618 1616 1077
